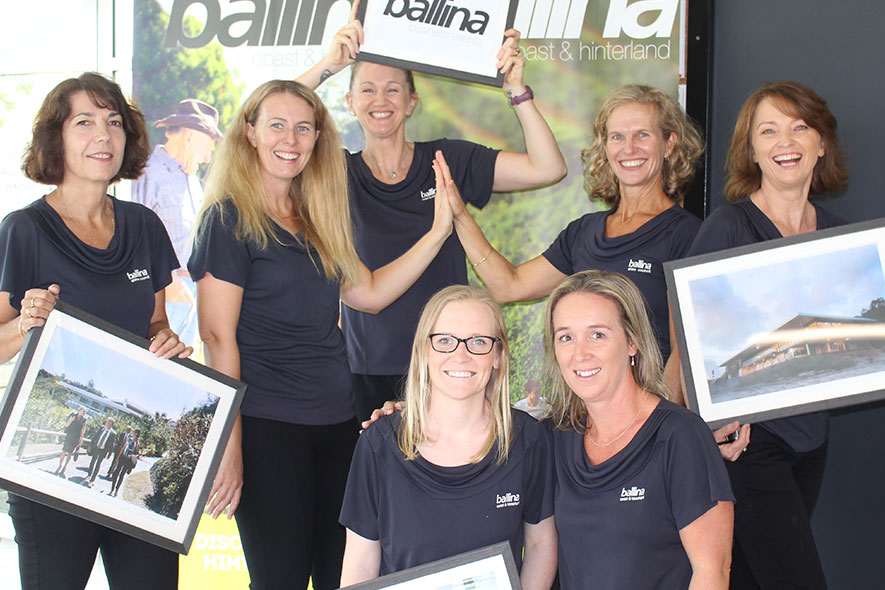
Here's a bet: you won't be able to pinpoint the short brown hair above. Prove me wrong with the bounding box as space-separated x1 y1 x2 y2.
22 72 150 185
724 81 849 202
582 85 704 206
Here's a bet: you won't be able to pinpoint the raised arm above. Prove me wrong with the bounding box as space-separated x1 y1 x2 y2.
492 29 567 192
197 273 245 518
680 501 734 590
296 0 363 90
340 529 382 586
521 516 558 590
340 156 453 313
436 151 566 303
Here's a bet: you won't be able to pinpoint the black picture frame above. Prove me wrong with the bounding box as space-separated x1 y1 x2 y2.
665 218 885 429
342 541 521 589
0 301 246 554
356 0 519 87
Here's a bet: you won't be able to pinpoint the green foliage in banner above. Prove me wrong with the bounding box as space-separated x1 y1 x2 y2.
133 0 243 148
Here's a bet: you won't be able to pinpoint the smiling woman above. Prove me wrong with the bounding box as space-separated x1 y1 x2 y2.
0 71 190 590
450 84 705 377
189 79 457 590
681 80 850 590
338 285 557 589
544 270 734 590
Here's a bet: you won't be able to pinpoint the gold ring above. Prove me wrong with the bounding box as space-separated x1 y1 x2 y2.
30 297 36 308
25 308 32 318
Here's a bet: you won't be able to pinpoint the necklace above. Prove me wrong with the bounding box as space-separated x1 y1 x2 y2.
365 145 413 182
56 192 115 247
585 390 649 447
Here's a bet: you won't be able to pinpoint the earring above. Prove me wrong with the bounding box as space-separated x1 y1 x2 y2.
630 355 635 367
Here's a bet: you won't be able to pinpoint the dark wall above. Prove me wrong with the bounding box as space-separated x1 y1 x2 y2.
709 1 885 586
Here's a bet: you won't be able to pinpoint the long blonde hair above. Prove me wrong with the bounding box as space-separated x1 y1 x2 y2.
197 80 360 288
399 285 513 464
544 271 670 432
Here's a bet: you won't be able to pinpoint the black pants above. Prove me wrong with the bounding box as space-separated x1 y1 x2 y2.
727 427 828 590
87 450 107 481
8 494 178 590
351 374 405 422
236 415 359 590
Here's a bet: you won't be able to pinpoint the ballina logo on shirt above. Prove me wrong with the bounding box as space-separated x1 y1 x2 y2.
496 492 520 508
420 188 437 201
127 268 150 283
627 258 652 274
619 486 645 502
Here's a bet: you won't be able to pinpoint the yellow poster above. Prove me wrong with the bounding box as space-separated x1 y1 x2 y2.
179 514 250 589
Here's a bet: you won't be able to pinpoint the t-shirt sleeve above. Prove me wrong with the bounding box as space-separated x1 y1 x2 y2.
664 413 735 530
0 211 36 311
669 213 702 260
521 419 555 524
142 207 179 292
687 205 746 257
440 139 498 210
187 203 252 287
339 431 381 540
541 216 582 276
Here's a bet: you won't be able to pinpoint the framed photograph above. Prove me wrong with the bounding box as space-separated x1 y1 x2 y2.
343 541 521 589
0 302 245 554
357 0 518 86
665 218 885 430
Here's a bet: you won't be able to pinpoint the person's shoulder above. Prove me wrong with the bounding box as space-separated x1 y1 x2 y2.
664 204 703 229
1 201 44 230
811 202 846 228
653 398 712 440
510 408 552 450
359 412 402 453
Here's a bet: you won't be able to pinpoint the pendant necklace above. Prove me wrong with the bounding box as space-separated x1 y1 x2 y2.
586 390 649 447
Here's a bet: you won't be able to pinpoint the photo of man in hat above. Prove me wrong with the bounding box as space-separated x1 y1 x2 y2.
133 99 222 349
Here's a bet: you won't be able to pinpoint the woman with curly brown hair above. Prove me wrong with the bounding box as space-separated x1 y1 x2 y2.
450 85 704 367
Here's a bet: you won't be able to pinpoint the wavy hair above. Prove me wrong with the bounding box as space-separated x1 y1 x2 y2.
399 285 513 464
544 271 669 432
22 72 150 185
724 80 849 202
197 80 360 288
582 85 704 206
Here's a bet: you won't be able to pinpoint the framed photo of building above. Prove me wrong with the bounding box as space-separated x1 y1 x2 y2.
0 302 246 554
342 541 521 589
665 218 885 429
356 0 518 86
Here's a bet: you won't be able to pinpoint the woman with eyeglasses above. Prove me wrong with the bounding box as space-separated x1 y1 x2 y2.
338 282 557 588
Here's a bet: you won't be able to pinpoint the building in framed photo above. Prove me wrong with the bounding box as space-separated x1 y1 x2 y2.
718 314 884 380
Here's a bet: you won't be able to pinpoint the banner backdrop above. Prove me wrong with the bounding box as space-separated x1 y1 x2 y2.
0 0 686 586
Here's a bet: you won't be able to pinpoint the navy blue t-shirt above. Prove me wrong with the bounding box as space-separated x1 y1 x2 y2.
188 201 354 426
342 139 499 375
339 409 554 575
0 197 176 337
543 205 701 360
554 399 734 590
688 197 844 452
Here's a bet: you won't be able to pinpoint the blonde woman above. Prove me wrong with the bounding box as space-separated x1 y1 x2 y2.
545 271 733 589
190 80 453 589
339 284 557 589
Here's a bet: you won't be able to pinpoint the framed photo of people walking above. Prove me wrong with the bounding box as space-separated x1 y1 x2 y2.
356 0 519 86
342 541 521 589
0 301 246 554
665 218 885 430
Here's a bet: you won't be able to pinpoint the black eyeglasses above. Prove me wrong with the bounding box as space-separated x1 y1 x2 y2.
429 334 499 355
